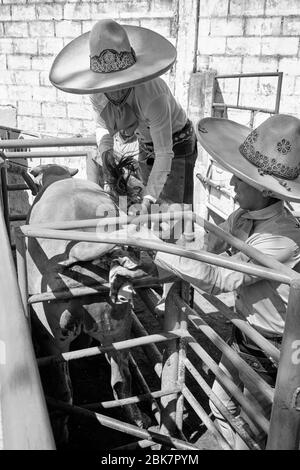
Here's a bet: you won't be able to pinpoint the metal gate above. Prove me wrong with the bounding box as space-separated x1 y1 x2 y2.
1 134 300 450
197 72 283 224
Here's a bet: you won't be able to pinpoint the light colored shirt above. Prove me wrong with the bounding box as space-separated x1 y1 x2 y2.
90 77 187 201
155 201 300 337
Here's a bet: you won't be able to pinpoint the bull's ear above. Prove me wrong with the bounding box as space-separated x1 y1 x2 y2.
30 165 43 177
69 167 79 176
62 166 78 176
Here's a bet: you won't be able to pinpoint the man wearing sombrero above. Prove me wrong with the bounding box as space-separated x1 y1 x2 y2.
49 19 197 212
153 113 300 448
107 113 300 448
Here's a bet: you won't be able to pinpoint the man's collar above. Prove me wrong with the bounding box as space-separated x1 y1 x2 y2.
241 200 284 220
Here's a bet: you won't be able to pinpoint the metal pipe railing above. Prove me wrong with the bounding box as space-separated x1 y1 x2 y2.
37 331 180 368
267 279 300 449
181 331 270 434
14 205 300 448
20 225 293 285
0 205 55 449
185 360 261 450
182 385 232 450
22 209 299 283
46 397 199 451
0 136 96 149
4 150 89 159
174 293 274 405
197 289 280 364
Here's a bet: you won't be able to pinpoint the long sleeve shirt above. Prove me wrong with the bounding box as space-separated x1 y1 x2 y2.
90 77 187 201
155 201 300 337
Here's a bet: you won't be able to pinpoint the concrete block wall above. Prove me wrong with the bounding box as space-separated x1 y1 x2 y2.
196 0 300 120
0 0 177 138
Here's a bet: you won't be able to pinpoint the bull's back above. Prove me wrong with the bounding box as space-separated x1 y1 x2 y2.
27 178 119 295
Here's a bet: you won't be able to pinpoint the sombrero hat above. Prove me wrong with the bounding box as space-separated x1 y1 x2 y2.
196 114 300 202
49 19 176 94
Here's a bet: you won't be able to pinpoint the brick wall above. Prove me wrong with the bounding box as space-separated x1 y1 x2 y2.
0 0 177 138
196 0 300 120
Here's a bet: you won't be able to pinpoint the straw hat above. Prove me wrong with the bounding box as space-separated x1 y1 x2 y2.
196 114 300 202
49 19 176 94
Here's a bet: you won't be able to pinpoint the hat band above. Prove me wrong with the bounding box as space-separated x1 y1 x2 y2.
239 130 300 181
90 47 136 73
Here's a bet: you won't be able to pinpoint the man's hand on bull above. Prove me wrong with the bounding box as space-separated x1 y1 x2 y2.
109 249 157 303
109 264 148 303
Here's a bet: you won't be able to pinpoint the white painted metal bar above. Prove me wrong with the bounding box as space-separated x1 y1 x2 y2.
0 136 96 149
0 205 55 450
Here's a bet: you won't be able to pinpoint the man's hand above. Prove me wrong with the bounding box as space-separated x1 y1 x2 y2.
109 250 148 303
109 263 148 303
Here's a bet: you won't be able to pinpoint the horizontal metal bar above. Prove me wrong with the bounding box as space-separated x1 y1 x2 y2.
4 150 89 159
7 183 29 191
212 103 276 114
0 136 96 149
81 387 181 411
28 276 171 304
22 210 189 230
215 72 282 79
20 225 293 285
9 214 27 221
196 173 233 198
46 397 199 450
37 331 181 367
22 209 297 283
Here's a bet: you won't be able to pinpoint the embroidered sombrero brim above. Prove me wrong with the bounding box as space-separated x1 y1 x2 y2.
196 117 300 202
49 25 176 94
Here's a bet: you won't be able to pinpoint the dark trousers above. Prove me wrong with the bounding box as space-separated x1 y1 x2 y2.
138 120 198 206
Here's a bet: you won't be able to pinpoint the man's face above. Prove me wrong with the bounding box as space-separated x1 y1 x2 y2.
230 174 267 211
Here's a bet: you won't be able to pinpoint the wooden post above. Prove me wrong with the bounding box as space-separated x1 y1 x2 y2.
267 278 300 449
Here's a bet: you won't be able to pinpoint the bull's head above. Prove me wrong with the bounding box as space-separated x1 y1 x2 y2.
30 164 79 190
102 150 143 208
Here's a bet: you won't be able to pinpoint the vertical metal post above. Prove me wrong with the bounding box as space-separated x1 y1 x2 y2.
160 283 181 437
0 165 11 245
175 282 189 432
0 204 55 449
15 227 29 322
275 72 283 114
266 279 300 449
237 76 241 107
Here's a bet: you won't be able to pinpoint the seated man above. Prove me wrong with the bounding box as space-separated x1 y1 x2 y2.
154 113 300 449
111 114 300 449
